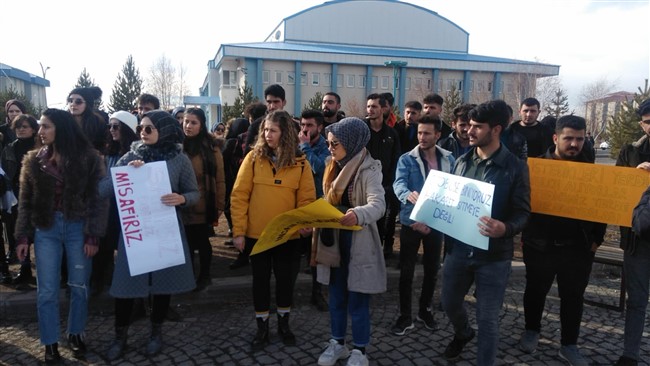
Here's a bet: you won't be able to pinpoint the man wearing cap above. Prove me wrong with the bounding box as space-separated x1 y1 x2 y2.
615 99 650 366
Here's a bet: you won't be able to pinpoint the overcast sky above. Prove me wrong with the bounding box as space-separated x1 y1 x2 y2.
3 0 648 111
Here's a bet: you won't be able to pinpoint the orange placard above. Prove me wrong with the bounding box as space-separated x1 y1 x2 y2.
528 158 650 227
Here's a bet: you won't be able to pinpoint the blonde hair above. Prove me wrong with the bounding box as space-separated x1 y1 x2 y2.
252 110 302 169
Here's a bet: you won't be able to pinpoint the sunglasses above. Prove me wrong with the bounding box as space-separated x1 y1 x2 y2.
107 123 121 131
136 125 157 134
326 140 341 149
67 98 85 106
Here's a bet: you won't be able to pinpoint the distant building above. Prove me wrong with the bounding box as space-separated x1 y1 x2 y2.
585 91 635 140
0 63 49 109
198 0 559 123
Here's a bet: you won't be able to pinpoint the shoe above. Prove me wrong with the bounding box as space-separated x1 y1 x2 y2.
67 333 87 358
6 251 19 265
518 329 539 354
194 277 212 292
615 356 638 366
229 256 249 270
105 326 129 361
558 345 588 366
416 308 436 330
277 314 296 346
391 315 414 336
311 292 329 312
44 343 61 365
145 323 163 356
346 349 369 366
443 328 475 360
318 339 350 366
0 265 11 285
251 318 269 351
12 267 33 285
165 306 182 322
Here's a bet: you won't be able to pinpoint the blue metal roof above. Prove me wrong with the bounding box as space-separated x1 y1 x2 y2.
0 63 50 87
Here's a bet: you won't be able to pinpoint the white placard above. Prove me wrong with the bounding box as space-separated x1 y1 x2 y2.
410 170 495 250
111 161 185 276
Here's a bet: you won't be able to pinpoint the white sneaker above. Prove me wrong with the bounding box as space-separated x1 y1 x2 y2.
318 339 350 366
346 349 369 366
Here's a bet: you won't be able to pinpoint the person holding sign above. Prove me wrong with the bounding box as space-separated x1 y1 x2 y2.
441 100 530 365
14 108 109 364
314 117 386 366
103 110 199 361
230 110 316 351
518 115 606 365
391 115 455 336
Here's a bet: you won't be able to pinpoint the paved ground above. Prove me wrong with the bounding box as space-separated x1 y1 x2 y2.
0 223 646 365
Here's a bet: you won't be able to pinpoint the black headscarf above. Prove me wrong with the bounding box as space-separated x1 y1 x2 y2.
130 110 185 163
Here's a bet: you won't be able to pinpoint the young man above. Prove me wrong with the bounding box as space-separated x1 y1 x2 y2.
394 100 422 152
441 100 530 365
321 92 343 129
365 93 401 258
381 92 397 128
506 98 554 158
437 104 474 158
391 115 454 335
518 115 606 366
137 93 160 121
422 93 451 138
245 84 287 151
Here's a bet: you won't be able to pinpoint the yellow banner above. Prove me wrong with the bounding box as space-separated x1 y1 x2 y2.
528 158 650 227
251 198 362 255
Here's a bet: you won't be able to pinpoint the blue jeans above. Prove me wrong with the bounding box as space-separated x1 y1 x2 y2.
34 213 91 345
441 243 511 366
623 243 650 361
329 230 371 347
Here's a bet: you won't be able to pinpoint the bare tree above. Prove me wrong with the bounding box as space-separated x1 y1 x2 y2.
535 76 563 118
176 62 191 107
147 54 176 110
579 76 619 112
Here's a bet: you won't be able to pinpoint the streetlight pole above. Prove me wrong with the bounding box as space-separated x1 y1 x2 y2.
39 62 50 79
384 60 407 109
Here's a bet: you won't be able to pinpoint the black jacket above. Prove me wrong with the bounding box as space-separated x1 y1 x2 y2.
437 132 470 159
446 144 531 261
522 147 606 252
633 185 650 242
365 120 401 190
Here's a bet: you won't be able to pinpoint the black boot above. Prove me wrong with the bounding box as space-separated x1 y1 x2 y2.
67 333 87 358
44 343 61 364
145 322 163 356
106 326 129 361
277 313 296 346
251 318 269 351
0 260 11 285
12 264 33 290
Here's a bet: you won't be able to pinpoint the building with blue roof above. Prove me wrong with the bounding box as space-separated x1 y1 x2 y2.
0 63 49 109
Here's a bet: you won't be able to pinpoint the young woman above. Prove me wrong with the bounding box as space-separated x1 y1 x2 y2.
1 114 40 289
66 86 108 153
231 110 316 350
181 107 225 291
103 110 199 361
15 108 108 364
314 117 386 366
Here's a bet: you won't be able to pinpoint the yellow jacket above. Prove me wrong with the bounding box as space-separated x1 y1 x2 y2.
231 152 316 239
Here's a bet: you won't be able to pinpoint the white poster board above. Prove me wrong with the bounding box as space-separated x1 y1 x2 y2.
111 161 185 276
410 170 495 250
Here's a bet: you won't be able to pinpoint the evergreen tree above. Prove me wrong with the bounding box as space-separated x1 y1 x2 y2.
442 85 462 124
223 82 257 121
544 89 570 120
606 79 650 158
303 92 324 112
75 68 96 88
0 88 41 123
109 55 143 113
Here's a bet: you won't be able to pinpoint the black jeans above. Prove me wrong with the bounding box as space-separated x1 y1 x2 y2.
398 225 443 317
522 243 594 345
114 295 171 327
186 224 213 280
378 189 400 254
249 237 300 313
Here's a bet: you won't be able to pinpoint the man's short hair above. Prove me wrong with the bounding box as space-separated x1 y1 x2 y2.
555 115 586 133
381 92 394 107
137 93 160 109
418 115 443 132
468 100 510 131
301 109 325 126
453 104 475 123
244 102 267 121
404 100 422 111
324 92 341 104
637 99 650 117
423 93 444 106
520 97 541 109
264 84 285 101
367 93 387 108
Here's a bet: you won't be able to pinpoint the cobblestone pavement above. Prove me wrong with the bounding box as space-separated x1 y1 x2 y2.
1 253 646 366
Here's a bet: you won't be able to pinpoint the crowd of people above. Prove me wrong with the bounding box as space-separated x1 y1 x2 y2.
1 84 649 366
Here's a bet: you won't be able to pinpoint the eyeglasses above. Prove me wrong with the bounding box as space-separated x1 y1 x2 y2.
137 125 156 134
67 98 85 105
15 125 32 130
107 123 121 131
326 140 341 149
641 119 650 125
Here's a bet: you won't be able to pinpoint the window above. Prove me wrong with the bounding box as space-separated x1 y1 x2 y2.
275 71 282 84
381 76 389 89
301 72 307 86
222 70 236 88
487 82 493 92
358 75 366 88
323 73 332 87
446 79 454 91
427 79 432 90
414 78 422 91
371 76 378 89
346 74 355 88
287 72 295 85
263 70 270 84
312 73 320 86
457 80 463 91
469 80 474 92
477 81 484 92
405 77 411 90
337 74 343 88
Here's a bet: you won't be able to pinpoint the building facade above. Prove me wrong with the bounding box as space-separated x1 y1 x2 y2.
0 63 49 109
585 91 636 141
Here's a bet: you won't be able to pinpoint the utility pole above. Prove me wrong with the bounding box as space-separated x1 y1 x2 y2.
39 62 50 79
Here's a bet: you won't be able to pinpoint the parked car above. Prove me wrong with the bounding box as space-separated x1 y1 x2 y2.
600 141 610 150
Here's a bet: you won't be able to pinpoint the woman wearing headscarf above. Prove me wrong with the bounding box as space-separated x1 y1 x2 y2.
181 107 225 291
15 108 108 364
314 117 386 366
103 110 199 361
231 110 316 350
